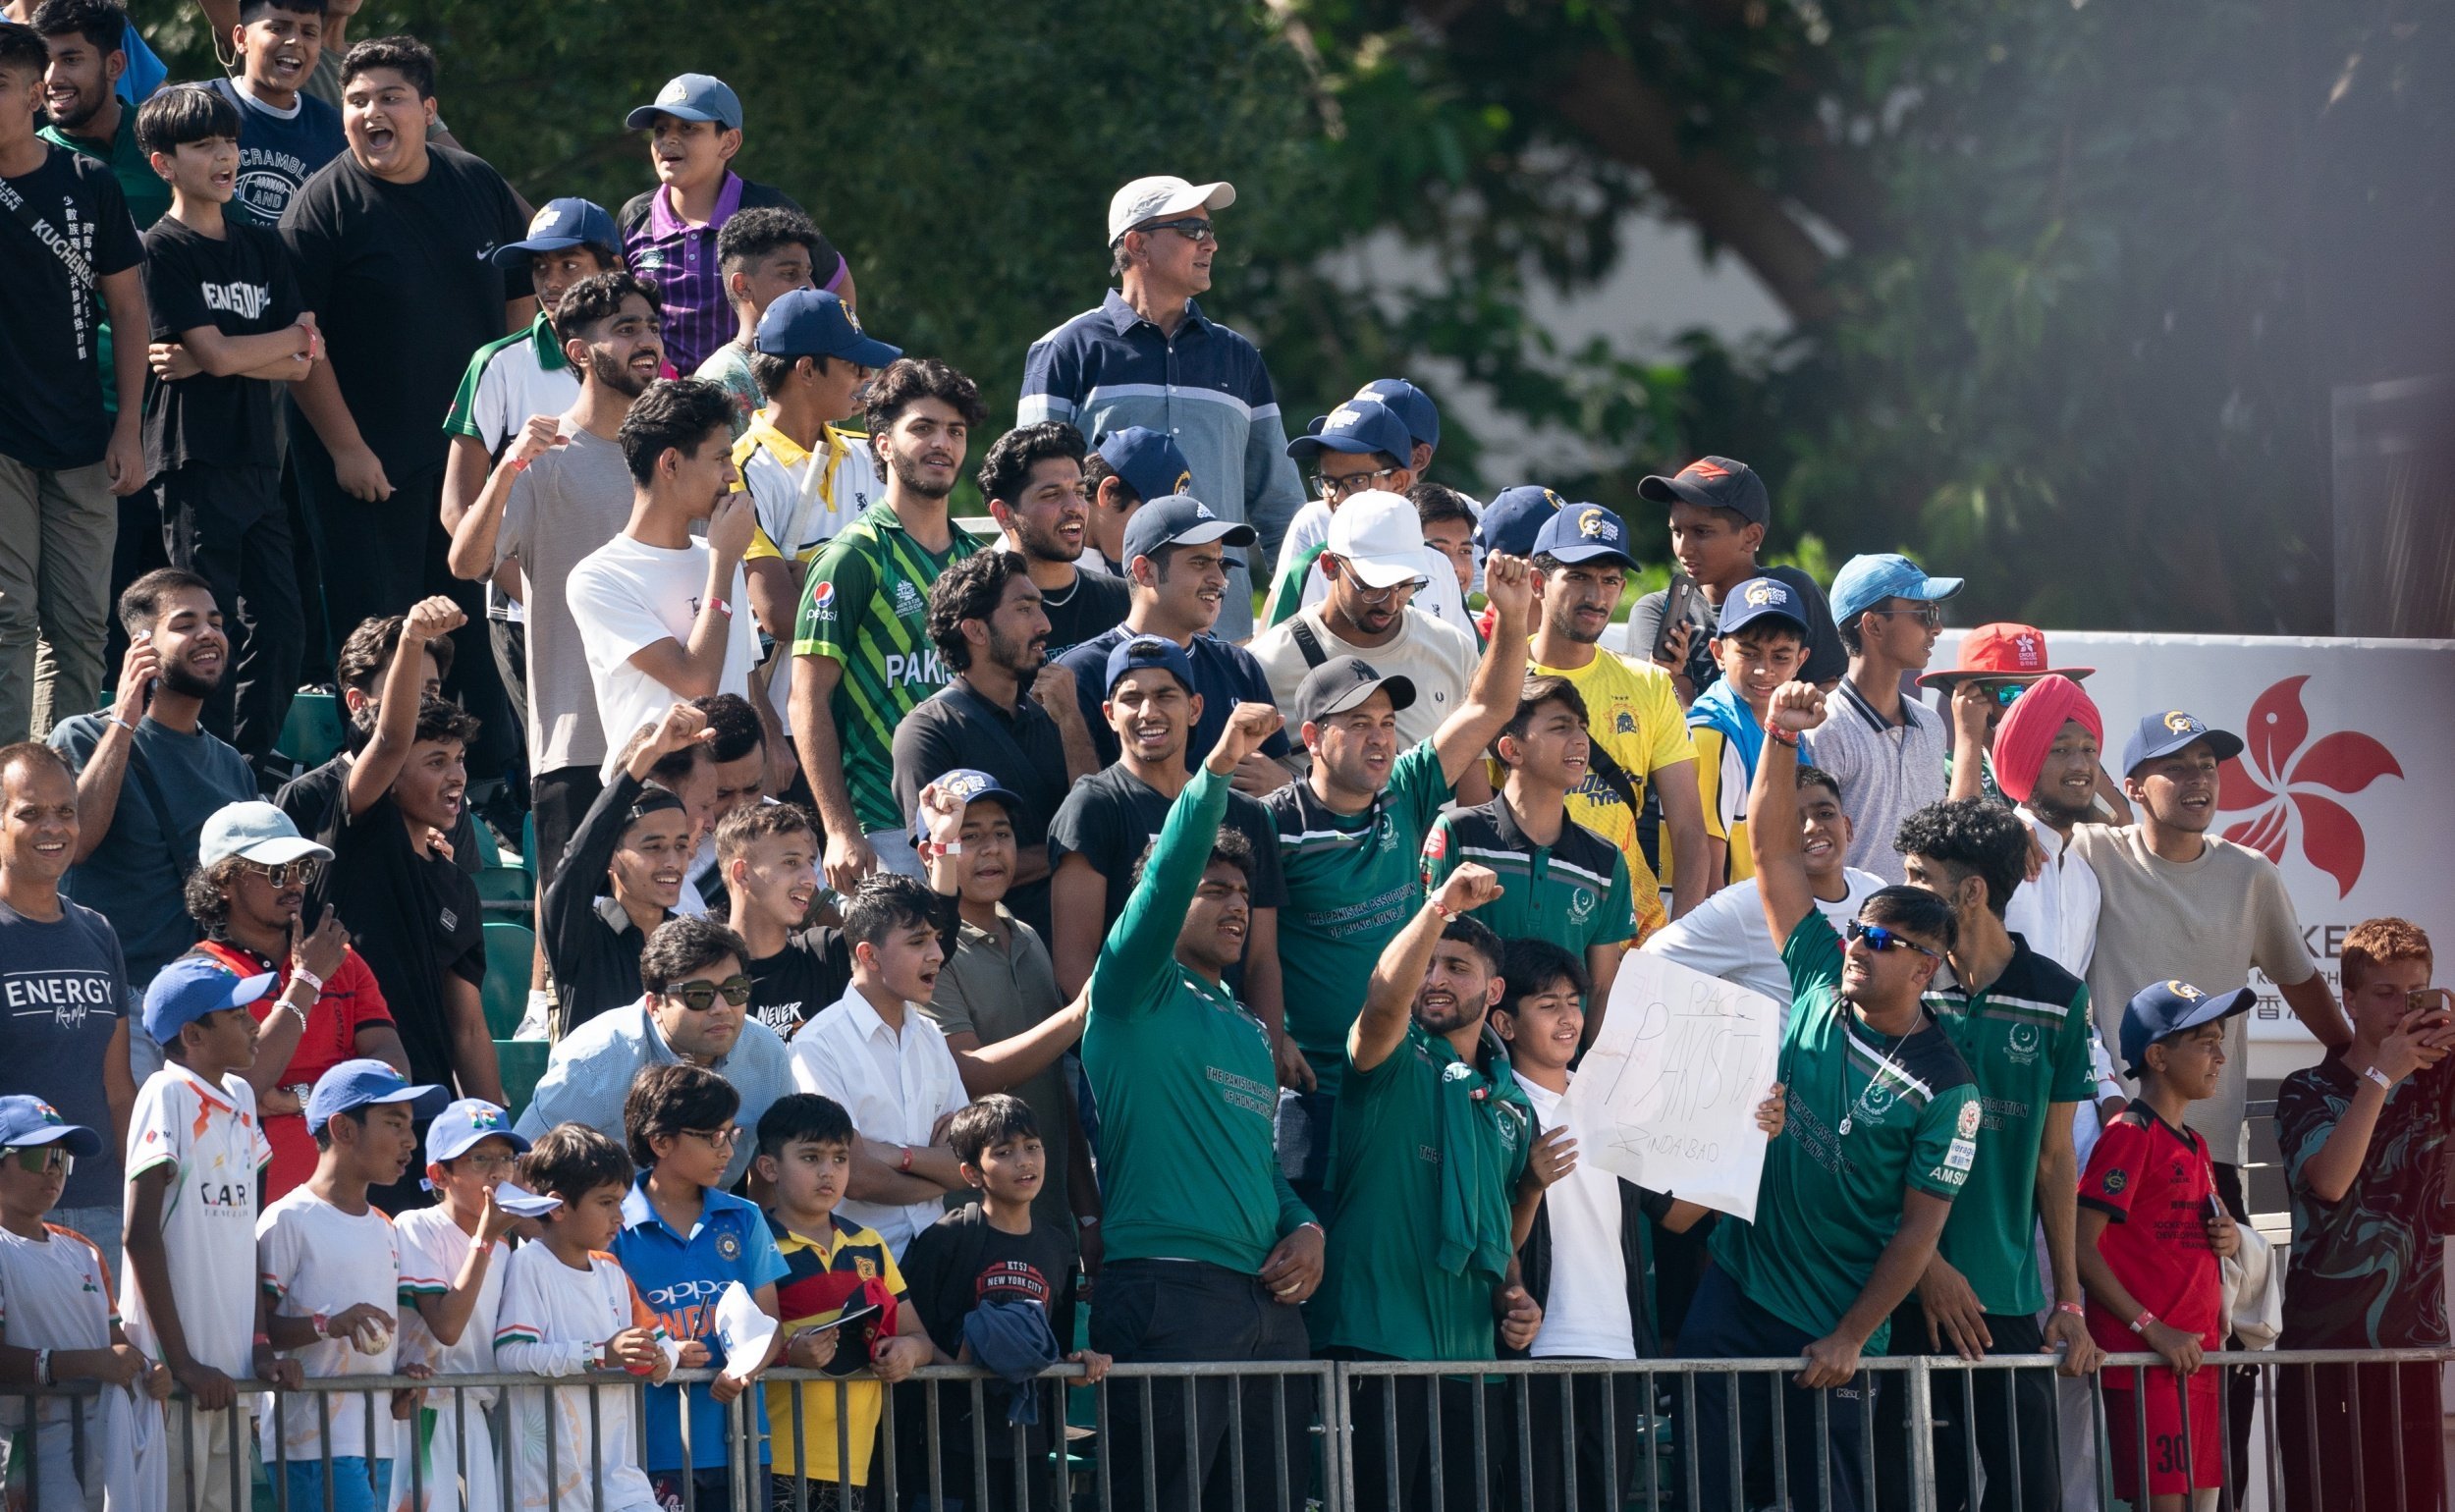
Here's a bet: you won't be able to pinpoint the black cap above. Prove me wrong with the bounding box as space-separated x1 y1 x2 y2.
1293 657 1416 729
1637 457 1771 527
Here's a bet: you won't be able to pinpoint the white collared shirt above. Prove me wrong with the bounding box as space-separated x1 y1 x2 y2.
788 984 969 1254
2004 807 2100 980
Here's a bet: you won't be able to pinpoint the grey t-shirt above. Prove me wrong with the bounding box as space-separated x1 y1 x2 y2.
497 424 634 774
1800 678 1947 885
50 715 255 989
0 897 129 1210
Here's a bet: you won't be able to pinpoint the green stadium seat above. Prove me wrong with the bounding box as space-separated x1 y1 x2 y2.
494 1039 549 1123
480 920 535 1038
475 865 534 911
470 820 504 870
279 691 346 771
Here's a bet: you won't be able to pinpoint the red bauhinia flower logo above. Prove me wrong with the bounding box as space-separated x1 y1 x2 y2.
2216 675 2403 896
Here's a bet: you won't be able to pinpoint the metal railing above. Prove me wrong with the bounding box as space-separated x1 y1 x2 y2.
3 1348 2445 1512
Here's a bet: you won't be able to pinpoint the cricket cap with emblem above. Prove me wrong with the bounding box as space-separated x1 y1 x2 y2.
427 1098 530 1163
1638 456 1772 527
1475 485 1563 558
626 74 743 132
1715 575 1811 638
1828 552 1964 625
2119 709 2244 777
1325 490 1431 589
1285 399 1413 465
305 1059 450 1136
1917 622 2094 690
1094 427 1193 505
1532 502 1638 570
492 197 620 268
1104 634 1197 696
910 768 1023 846
2119 979 2256 1078
199 800 331 870
1294 656 1417 728
755 289 901 369
1107 175 1236 244
1120 493 1254 564
1354 379 1441 452
0 1097 101 1158
143 951 277 1045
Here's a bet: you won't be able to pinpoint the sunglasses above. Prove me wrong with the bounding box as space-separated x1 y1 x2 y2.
1845 920 1943 961
666 975 753 1012
1314 465 1401 501
1981 681 2031 709
7 1147 71 1176
239 857 321 888
1132 217 1217 244
1866 604 1945 629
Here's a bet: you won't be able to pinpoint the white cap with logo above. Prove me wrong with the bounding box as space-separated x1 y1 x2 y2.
1325 490 1430 589
1108 176 1236 244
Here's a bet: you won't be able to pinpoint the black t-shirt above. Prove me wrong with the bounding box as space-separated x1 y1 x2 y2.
898 1203 1078 1458
1037 567 1131 664
309 787 485 1091
1047 761 1287 930
0 144 143 470
277 753 479 891
141 215 301 473
888 681 1072 944
745 929 852 1035
278 146 531 480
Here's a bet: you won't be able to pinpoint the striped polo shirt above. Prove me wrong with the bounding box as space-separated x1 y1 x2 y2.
1802 677 1948 885
619 173 842 374
1420 793 1639 956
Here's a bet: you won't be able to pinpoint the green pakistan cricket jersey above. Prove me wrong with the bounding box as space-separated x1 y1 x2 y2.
1708 912 1979 1352
791 502 978 833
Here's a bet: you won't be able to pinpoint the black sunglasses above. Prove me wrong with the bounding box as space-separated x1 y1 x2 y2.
1132 217 1218 244
1845 920 1942 961
666 975 754 1011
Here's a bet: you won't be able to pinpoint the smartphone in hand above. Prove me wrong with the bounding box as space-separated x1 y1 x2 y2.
1654 571 1699 663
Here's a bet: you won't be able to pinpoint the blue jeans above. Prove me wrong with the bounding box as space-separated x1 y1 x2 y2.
1675 1262 1877 1512
283 1456 392 1512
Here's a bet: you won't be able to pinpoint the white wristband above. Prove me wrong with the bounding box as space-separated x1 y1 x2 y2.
2363 1064 2394 1093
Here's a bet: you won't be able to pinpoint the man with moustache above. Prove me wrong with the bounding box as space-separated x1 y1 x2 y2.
447 271 667 892
791 357 987 891
981 421 1130 661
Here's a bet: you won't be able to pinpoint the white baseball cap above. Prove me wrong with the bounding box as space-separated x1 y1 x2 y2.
1108 176 1235 245
1325 490 1428 590
199 801 332 870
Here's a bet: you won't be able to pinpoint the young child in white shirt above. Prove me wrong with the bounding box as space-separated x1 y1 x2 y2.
494 1123 678 1512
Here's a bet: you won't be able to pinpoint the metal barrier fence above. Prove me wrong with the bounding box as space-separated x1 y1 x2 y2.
4 1348 2445 1512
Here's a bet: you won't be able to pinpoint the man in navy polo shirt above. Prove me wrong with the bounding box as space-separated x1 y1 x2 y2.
1018 174 1304 640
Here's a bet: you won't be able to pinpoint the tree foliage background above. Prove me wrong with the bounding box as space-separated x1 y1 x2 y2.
137 0 2455 633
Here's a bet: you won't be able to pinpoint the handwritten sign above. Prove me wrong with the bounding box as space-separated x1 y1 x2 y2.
1558 950 1783 1222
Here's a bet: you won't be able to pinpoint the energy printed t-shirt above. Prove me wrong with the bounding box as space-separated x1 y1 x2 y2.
2276 1053 2455 1348
140 215 301 473
1707 912 1978 1352
206 80 345 228
0 145 143 471
0 898 127 1210
1082 765 1314 1270
792 502 980 834
1314 1023 1532 1361
122 1064 272 1377
1523 651 1695 885
1265 740 1452 1097
1422 796 1641 956
1919 938 2095 1316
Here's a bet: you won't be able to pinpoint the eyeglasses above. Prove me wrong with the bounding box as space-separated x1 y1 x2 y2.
7 1147 71 1176
1865 604 1944 629
666 975 753 1011
1132 217 1217 244
238 857 321 888
1314 466 1401 502
1345 572 1430 606
457 1152 518 1174
682 1126 742 1151
1845 920 1942 961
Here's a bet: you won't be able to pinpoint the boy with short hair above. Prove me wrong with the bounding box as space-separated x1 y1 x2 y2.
206 0 346 227
754 1093 934 1511
1686 575 1811 889
275 605 478 877
256 1059 449 1512
613 1062 787 1511
0 1095 169 1512
719 801 853 1033
1077 426 1189 574
1622 455 1846 695
2078 982 2249 1512
136 82 318 765
395 1099 527 1512
494 1123 677 1512
699 206 825 434
123 954 292 1512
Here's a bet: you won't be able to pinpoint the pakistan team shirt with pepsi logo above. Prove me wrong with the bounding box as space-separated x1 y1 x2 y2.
792 501 980 836
611 1178 789 1471
1707 912 1978 1352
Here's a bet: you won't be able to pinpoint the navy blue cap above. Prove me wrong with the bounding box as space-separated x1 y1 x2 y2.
1828 553 1964 625
305 1059 449 1136
0 1097 101 1158
1355 379 1440 452
1716 575 1810 638
1285 399 1413 465
143 952 275 1046
2119 981 2256 1078
754 289 901 368
909 768 1024 845
2119 710 2246 777
426 1099 529 1164
1531 503 1637 569
1120 493 1254 565
492 198 619 268
626 74 743 132
1475 485 1562 558
1103 634 1196 696
1638 456 1771 527
1094 427 1194 506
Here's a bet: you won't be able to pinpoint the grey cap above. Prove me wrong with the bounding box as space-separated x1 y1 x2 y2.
1293 657 1416 729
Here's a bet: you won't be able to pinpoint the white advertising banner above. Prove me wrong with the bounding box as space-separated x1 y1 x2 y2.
1932 630 2455 1053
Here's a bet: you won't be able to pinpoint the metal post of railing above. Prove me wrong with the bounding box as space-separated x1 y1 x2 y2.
1905 1354 1940 1512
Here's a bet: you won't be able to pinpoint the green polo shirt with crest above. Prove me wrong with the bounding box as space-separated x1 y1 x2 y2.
1420 793 1636 958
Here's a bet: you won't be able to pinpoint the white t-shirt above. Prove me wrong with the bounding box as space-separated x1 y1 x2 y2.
1515 1075 1637 1360
567 533 761 779
1640 868 1888 1020
256 1188 401 1462
1268 498 1474 633
122 1064 271 1377
492 1243 664 1512
789 986 970 1255
393 1205 507 1408
1247 606 1481 752
0 1223 132 1512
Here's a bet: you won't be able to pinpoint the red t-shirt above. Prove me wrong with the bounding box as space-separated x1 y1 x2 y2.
2079 1107 2223 1357
197 941 394 1198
